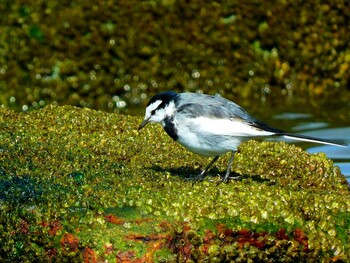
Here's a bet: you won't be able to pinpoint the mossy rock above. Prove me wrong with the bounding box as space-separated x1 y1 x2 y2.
0 105 349 262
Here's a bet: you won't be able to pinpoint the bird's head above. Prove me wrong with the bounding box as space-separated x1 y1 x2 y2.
138 91 178 130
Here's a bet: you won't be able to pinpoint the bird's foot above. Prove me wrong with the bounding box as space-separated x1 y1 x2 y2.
216 172 241 185
185 170 206 184
186 156 219 184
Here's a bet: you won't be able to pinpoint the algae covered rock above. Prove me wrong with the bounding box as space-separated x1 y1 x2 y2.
0 105 349 262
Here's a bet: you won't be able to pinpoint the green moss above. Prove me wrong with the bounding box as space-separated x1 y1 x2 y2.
0 105 349 261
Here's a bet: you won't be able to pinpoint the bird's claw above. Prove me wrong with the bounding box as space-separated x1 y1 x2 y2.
186 170 241 185
216 174 242 185
184 170 206 184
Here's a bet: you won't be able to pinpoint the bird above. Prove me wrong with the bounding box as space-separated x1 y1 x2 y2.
138 91 347 182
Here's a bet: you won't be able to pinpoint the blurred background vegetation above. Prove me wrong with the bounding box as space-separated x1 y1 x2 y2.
1 0 350 120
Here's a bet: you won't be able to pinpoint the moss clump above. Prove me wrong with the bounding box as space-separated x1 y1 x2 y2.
234 140 349 192
0 105 349 261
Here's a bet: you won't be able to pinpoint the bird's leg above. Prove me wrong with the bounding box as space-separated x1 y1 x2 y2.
192 156 219 182
220 151 240 183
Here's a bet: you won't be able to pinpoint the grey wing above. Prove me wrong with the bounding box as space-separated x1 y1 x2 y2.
174 101 282 139
175 102 255 124
177 93 256 122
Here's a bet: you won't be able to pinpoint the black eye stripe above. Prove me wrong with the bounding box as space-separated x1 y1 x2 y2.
150 101 167 116
146 91 177 116
159 101 166 109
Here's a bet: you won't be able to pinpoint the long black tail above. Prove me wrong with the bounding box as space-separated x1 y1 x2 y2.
280 132 348 148
251 120 348 148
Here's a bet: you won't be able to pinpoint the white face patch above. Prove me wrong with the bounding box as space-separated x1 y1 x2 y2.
144 100 176 125
164 101 175 116
145 100 162 119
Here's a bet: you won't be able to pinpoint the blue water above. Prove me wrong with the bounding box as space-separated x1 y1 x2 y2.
271 112 350 183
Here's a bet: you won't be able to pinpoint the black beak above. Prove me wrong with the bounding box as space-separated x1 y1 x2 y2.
138 117 150 130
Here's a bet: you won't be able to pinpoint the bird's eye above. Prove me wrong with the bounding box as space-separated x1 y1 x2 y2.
151 109 156 115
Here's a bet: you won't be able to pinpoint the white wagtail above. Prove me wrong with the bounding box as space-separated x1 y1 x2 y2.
138 91 347 182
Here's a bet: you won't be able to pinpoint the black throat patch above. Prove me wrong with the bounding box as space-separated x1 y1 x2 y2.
163 116 178 141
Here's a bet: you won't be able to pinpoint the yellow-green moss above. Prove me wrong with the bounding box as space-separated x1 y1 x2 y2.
0 105 349 261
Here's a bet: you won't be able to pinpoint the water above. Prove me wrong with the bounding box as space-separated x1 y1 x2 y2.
270 112 350 183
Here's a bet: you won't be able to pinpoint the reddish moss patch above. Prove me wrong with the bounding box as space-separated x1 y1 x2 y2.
104 214 125 225
167 223 313 262
116 250 137 263
83 247 97 263
40 221 62 236
60 233 79 253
